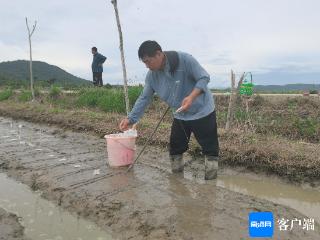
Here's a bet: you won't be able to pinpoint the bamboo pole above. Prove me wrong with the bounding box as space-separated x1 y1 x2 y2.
111 0 130 115
25 17 37 101
225 70 236 130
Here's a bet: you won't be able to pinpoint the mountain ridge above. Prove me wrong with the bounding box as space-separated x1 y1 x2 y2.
0 60 90 86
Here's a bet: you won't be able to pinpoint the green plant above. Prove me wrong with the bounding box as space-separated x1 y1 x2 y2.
103 83 113 89
76 88 105 107
97 90 126 113
49 86 62 99
48 107 65 114
286 98 299 110
309 89 318 94
0 88 13 101
18 90 32 102
75 86 142 113
34 87 41 97
128 86 143 107
293 117 318 139
234 108 249 122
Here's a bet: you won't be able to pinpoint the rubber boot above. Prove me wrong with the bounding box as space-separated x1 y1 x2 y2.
205 155 219 180
170 154 184 173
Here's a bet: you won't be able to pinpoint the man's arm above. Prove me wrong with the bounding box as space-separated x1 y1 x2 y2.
98 54 107 64
127 78 154 124
185 53 210 92
119 77 154 131
176 54 210 112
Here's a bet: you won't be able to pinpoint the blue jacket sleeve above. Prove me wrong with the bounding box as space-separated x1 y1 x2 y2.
184 54 210 92
128 73 154 124
98 54 107 63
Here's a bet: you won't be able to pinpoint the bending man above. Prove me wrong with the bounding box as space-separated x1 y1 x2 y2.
119 40 219 180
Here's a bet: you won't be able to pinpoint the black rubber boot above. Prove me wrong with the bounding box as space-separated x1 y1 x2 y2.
170 154 184 173
205 156 219 180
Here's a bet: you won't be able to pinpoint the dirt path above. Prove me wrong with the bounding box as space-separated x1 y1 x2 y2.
0 207 29 240
0 117 319 239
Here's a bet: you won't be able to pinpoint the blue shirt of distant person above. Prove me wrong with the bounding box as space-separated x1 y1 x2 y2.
91 47 107 87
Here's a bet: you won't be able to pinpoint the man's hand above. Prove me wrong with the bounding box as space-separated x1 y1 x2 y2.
176 96 194 112
176 88 202 113
119 118 131 131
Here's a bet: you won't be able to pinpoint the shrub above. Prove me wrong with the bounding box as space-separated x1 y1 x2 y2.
293 117 318 139
18 90 32 102
76 88 105 107
97 90 126 112
76 86 143 113
0 88 13 101
49 86 62 99
128 86 143 107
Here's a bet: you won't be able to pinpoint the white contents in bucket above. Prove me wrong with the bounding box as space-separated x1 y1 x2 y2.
121 129 138 137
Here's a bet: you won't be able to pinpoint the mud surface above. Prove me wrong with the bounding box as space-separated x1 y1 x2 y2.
0 117 319 239
0 173 112 240
0 207 29 240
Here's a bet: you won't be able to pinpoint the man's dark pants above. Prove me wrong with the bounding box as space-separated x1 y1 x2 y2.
169 111 219 157
93 72 103 86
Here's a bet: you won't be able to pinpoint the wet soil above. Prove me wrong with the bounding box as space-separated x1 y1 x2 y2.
0 207 29 240
0 117 320 239
0 173 112 240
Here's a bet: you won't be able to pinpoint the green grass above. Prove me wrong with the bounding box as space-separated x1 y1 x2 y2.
48 107 65 114
75 86 143 113
0 88 13 101
293 117 318 139
97 90 126 112
49 86 62 99
18 90 33 102
2 86 318 143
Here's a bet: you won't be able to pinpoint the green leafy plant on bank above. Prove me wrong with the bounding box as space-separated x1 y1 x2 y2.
49 86 62 99
18 90 32 102
0 88 13 101
18 88 41 102
75 86 143 113
293 117 318 139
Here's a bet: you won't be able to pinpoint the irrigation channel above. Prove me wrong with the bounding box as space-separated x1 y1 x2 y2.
0 117 319 239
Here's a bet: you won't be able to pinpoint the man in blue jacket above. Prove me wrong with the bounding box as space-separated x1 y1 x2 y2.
119 40 219 180
91 47 107 86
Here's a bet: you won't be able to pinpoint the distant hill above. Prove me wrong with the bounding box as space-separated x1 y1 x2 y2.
0 60 91 87
254 84 320 92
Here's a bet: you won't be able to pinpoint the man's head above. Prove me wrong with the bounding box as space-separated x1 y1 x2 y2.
91 47 97 54
138 40 165 71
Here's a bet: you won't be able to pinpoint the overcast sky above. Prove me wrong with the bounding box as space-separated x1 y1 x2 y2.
0 0 319 87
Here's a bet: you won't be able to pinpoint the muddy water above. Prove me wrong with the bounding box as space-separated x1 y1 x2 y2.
1 117 320 239
0 173 113 240
218 172 320 224
145 152 320 225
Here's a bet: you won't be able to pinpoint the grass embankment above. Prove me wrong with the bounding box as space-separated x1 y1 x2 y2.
0 87 319 182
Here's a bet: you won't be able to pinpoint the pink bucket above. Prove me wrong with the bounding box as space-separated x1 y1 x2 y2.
104 134 136 167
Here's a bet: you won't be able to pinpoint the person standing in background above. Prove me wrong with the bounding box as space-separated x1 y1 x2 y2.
91 47 107 86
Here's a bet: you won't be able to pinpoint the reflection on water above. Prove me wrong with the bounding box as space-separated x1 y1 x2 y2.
218 174 320 224
0 173 113 240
